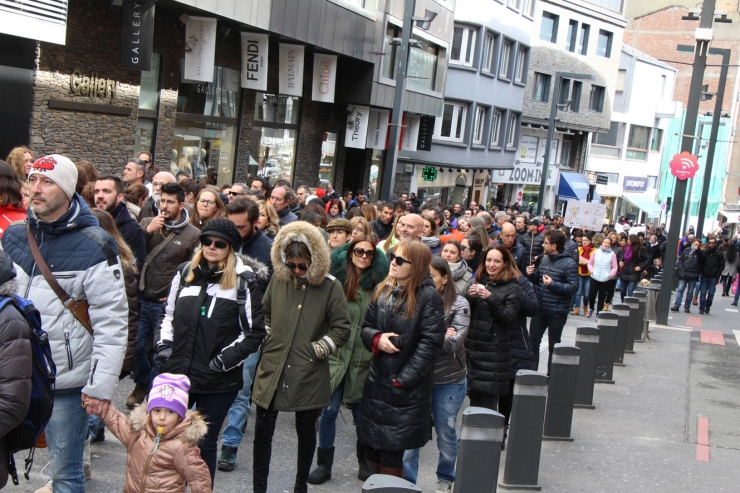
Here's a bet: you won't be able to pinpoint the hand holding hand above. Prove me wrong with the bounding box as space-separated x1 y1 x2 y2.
82 394 111 418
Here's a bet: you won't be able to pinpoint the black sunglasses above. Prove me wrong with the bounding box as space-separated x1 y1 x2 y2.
286 261 309 272
140 159 150 164
228 191 245 196
201 238 228 249
353 247 375 259
389 252 412 266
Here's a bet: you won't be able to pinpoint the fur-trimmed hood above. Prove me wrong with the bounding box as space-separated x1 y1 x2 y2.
236 253 270 284
271 221 330 286
129 402 208 447
329 242 390 291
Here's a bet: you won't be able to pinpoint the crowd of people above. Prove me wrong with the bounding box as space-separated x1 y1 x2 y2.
2 147 740 493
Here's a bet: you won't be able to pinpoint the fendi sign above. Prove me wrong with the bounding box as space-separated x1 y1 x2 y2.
70 69 120 100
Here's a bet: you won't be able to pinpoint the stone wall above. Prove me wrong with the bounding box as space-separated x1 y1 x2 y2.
235 89 257 185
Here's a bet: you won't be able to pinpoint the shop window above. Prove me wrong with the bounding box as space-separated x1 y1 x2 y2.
320 132 337 186
591 121 622 158
251 93 301 184
138 53 160 111
626 124 650 161
540 12 558 43
473 106 487 145
451 24 476 67
483 32 499 74
134 53 160 158
578 24 590 55
368 149 383 203
651 128 663 151
134 119 155 158
597 30 613 58
565 20 578 52
533 72 551 102
514 45 529 83
589 85 605 112
435 102 467 142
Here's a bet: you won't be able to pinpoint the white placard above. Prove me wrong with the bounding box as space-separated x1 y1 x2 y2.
279 44 305 96
401 114 421 151
366 109 390 149
345 105 370 149
564 199 608 232
241 33 268 90
312 54 337 103
520 135 538 164
184 16 217 83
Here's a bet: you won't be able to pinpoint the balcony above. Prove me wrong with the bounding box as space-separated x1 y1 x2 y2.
655 100 680 119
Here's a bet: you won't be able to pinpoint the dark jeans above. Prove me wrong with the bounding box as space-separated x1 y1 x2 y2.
133 300 164 387
253 404 319 493
529 315 568 374
699 276 718 311
365 447 404 468
589 279 610 312
468 391 499 411
619 280 637 302
721 275 733 295
498 379 516 425
604 279 617 304
189 391 239 485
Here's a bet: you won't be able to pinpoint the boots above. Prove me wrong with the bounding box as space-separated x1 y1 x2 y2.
583 304 588 314
366 459 381 476
126 383 149 409
603 303 611 312
356 440 371 481
307 446 334 484
570 306 580 316
380 466 404 478
218 446 238 471
692 295 698 306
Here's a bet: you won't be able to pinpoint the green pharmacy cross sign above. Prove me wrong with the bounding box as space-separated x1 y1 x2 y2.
422 166 437 181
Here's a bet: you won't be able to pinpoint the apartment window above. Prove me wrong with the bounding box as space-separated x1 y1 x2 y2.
591 121 622 158
626 125 650 160
616 69 626 93
651 128 663 151
435 102 467 142
515 45 528 83
506 112 519 148
540 12 559 43
473 106 487 144
571 81 582 112
533 72 551 102
491 109 503 147
382 24 400 80
558 78 571 107
578 24 590 55
407 37 444 91
661 75 668 99
483 32 498 73
451 25 477 67
566 20 578 52
647 176 658 188
589 85 605 112
499 39 513 79
597 30 613 58
508 0 522 10
526 0 536 17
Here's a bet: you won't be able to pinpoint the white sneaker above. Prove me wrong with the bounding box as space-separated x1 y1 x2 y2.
436 479 453 493
84 436 92 480
34 479 53 493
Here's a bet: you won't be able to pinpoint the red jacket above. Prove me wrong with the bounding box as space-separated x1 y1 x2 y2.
0 205 26 238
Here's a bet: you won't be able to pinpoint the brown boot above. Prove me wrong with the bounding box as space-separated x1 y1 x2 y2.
366 460 381 476
570 306 580 316
692 295 698 306
380 466 404 478
583 304 588 314
126 383 149 409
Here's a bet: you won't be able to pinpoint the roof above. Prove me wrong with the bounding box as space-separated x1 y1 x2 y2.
622 44 678 72
633 5 688 21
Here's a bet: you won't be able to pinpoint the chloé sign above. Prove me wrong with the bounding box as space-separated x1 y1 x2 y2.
70 69 120 100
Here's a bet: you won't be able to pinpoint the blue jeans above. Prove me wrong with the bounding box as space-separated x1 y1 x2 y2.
674 279 696 308
318 380 361 449
133 300 164 387
221 351 260 449
619 280 637 302
699 276 718 311
403 379 467 484
573 276 590 308
87 414 103 439
694 276 702 297
46 390 89 492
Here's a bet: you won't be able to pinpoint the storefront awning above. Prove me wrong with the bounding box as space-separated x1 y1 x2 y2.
622 193 662 217
556 173 601 203
718 210 740 224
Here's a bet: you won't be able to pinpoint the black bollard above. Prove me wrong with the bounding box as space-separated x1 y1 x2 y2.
623 297 639 353
633 291 648 342
362 475 421 492
543 344 580 441
499 370 548 491
454 407 505 493
573 326 600 409
595 312 617 384
611 304 630 366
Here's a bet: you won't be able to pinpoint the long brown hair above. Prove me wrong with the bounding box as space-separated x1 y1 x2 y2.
0 161 24 208
5 146 32 180
90 209 137 274
373 240 431 319
344 235 376 302
361 203 377 222
191 188 225 228
421 213 439 238
431 256 456 313
476 244 520 284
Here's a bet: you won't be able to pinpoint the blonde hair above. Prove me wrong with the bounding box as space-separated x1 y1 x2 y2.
258 201 280 237
185 246 237 290
5 146 33 180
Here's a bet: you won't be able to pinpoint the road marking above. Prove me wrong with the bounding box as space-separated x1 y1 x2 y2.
686 316 703 327
726 308 738 313
700 330 726 346
697 416 710 462
733 331 740 345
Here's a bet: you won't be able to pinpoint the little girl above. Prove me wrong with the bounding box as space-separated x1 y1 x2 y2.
100 373 212 493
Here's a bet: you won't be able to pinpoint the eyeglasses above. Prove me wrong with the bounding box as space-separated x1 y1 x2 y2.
141 160 150 164
286 261 309 272
353 247 375 259
389 252 412 266
201 238 228 249
228 191 245 197
198 199 216 206
461 245 471 251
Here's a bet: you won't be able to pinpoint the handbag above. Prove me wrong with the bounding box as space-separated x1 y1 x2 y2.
732 274 738 295
27 225 93 335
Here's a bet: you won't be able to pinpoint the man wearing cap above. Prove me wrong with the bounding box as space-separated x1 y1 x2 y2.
1 154 128 492
326 218 353 251
520 217 545 268
226 197 273 291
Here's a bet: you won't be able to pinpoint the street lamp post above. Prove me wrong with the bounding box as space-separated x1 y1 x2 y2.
586 171 596 202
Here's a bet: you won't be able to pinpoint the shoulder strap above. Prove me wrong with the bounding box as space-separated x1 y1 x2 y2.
139 230 176 292
236 271 256 332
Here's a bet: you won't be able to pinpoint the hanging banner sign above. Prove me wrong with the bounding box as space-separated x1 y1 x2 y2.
416 115 435 152
312 54 337 103
279 44 305 96
366 108 390 149
241 33 268 90
345 105 370 149
401 115 421 151
184 16 217 83
120 0 155 71
519 135 538 163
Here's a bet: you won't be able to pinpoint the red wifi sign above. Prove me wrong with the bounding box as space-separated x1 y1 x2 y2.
669 151 699 181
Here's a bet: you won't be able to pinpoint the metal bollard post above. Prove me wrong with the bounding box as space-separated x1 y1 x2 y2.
499 370 548 491
611 304 630 366
632 292 648 343
453 407 505 493
623 297 639 353
362 476 421 492
573 326 600 409
595 312 617 384
543 344 580 441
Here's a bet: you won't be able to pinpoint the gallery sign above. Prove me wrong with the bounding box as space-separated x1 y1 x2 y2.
240 33 268 91
416 115 435 152
312 54 337 103
184 16 217 83
119 0 155 71
345 105 370 149
622 175 648 192
70 69 120 100
279 44 305 97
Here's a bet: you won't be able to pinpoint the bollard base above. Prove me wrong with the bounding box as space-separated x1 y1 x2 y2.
542 435 574 442
574 403 596 409
499 482 542 491
614 362 625 366
595 379 615 384
624 350 635 354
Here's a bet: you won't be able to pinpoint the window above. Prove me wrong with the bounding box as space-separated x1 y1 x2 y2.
506 112 519 148
651 128 663 151
491 109 503 147
451 25 477 66
407 37 443 91
591 121 621 158
382 24 400 80
566 20 578 52
435 102 467 142
483 32 498 73
473 106 486 144
661 75 668 99
626 125 650 160
616 69 626 93
558 78 571 106
571 81 582 112
515 46 528 83
499 39 513 79
589 85 605 112
597 30 613 58
540 12 558 43
533 72 551 102
526 0 536 17
578 24 590 55
508 0 522 9
647 176 658 188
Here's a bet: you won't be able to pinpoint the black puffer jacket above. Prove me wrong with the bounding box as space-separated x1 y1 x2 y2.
509 276 539 379
700 246 724 278
464 277 521 397
520 232 545 267
529 253 579 318
619 247 650 283
564 238 579 266
676 247 701 281
358 278 445 452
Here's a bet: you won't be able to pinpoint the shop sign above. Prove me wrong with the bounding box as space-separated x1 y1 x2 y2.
184 17 217 83
401 114 420 151
345 105 369 149
279 44 305 97
724 203 740 211
537 138 559 165
119 1 155 71
366 109 390 149
422 166 437 181
70 69 119 100
312 54 337 103
241 33 268 91
416 115 434 152
519 135 538 164
492 165 550 185
622 175 648 192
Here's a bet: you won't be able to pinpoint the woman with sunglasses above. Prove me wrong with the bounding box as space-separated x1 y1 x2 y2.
461 235 483 275
358 240 446 478
156 218 267 484
251 221 351 493
308 235 390 484
190 188 225 230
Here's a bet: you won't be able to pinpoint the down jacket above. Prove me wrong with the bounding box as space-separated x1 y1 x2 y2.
111 201 147 272
700 246 724 278
103 404 212 493
676 247 701 281
121 267 139 377
529 252 579 318
619 246 650 283
358 278 446 452
1 195 128 400
509 276 538 379
519 232 545 267
464 277 521 397
432 294 470 386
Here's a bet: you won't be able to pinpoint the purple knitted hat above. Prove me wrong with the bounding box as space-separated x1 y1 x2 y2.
147 373 190 419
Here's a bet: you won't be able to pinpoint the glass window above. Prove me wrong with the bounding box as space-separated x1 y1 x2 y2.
435 102 467 142
483 32 498 73
254 93 301 125
533 72 551 102
139 53 160 110
473 106 486 144
407 36 442 91
319 132 337 185
250 93 301 184
134 119 155 156
382 24 401 80
566 20 578 52
647 175 658 188
177 65 241 119
616 69 626 93
626 124 650 160
451 25 476 66
651 128 663 151
558 78 571 106
526 0 536 17
571 81 582 113
506 112 519 148
540 12 558 43
589 85 605 112
593 122 620 146
507 0 522 10
597 30 613 58
491 109 503 146
499 39 513 79
578 24 590 55
515 46 528 83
